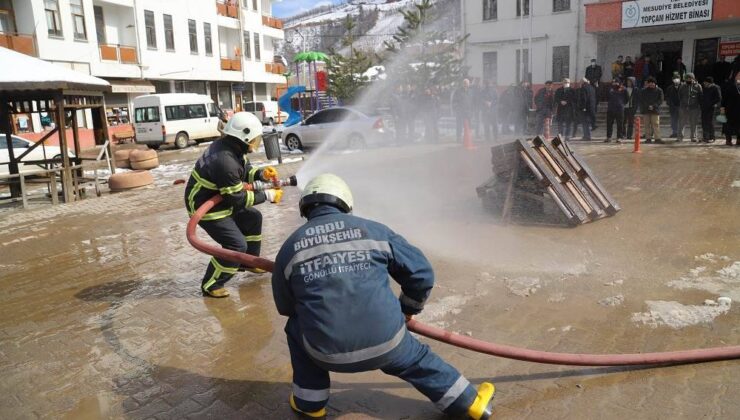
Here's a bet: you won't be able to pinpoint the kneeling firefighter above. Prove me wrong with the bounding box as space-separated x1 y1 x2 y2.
185 112 282 298
271 174 495 419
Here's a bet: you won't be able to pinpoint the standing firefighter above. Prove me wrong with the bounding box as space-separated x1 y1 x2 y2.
272 174 496 419
185 112 283 298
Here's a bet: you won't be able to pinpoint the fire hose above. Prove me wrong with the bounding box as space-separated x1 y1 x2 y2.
186 185 740 367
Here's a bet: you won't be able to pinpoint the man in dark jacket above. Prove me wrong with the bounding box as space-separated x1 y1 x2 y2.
639 77 664 143
677 73 703 142
694 56 712 85
623 77 640 139
720 72 740 146
665 77 682 137
185 112 282 298
534 81 555 136
554 78 577 140
452 79 475 142
272 174 496 419
700 77 722 142
516 81 534 135
605 79 628 142
577 78 596 141
623 56 635 79
421 87 441 143
585 59 602 87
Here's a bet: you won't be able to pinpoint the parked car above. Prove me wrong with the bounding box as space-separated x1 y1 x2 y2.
133 93 222 149
243 101 288 125
281 107 386 151
0 133 72 175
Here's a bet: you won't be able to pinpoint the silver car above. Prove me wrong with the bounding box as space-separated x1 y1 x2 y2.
281 107 386 151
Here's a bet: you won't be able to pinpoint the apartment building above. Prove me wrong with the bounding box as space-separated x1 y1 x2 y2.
0 0 286 131
463 0 740 87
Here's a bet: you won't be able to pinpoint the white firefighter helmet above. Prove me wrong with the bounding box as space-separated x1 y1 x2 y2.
299 173 354 217
221 112 263 152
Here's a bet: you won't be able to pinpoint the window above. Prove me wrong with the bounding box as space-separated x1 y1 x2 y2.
252 0 258 12
553 0 570 12
253 33 261 61
164 14 174 51
134 107 160 123
0 0 17 34
516 0 530 17
144 10 156 49
165 104 206 121
483 52 497 83
552 46 570 81
483 0 497 21
188 19 197 54
93 6 106 44
45 0 62 37
243 30 251 59
204 22 212 56
516 48 529 83
70 0 86 41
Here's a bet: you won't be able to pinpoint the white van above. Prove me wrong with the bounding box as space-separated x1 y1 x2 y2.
133 93 223 149
243 101 288 125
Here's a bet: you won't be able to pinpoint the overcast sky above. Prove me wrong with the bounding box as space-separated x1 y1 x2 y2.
272 0 344 18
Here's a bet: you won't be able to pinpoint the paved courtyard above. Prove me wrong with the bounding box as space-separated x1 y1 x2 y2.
1 141 739 419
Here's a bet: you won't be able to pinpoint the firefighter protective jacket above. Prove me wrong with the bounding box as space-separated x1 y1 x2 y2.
185 137 266 221
272 205 434 367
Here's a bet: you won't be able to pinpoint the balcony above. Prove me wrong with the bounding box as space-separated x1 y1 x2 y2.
265 62 286 75
216 0 239 19
221 56 242 71
99 44 138 64
262 15 283 30
0 32 37 57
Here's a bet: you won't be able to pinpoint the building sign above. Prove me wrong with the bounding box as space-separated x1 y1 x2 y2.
719 36 740 57
622 0 713 29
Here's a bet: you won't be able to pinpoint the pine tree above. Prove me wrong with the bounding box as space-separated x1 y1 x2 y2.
383 0 467 90
326 16 373 104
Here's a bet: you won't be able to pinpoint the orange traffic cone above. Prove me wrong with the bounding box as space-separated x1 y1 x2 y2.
463 118 475 150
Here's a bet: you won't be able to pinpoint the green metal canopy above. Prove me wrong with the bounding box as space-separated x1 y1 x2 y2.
294 51 329 63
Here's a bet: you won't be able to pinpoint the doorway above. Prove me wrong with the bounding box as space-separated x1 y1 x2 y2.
641 41 683 88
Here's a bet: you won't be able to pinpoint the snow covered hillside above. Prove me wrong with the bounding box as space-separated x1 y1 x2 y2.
277 0 460 60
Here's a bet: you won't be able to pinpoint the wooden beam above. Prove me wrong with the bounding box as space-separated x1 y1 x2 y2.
55 92 73 203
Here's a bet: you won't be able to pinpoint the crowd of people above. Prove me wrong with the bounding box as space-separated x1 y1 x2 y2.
386 54 740 147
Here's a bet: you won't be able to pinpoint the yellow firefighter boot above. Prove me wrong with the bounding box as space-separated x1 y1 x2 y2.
289 394 326 418
202 287 230 298
468 382 495 420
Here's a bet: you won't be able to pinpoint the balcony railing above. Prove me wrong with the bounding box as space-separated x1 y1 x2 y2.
217 0 239 18
265 62 286 75
0 32 37 57
221 56 242 71
262 15 283 30
99 44 138 64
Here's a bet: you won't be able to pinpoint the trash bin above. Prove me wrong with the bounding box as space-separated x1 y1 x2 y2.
263 130 282 163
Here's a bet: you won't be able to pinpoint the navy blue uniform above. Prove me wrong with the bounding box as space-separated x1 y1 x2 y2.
184 137 268 292
272 205 477 415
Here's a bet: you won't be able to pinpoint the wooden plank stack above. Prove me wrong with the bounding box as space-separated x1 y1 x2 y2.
476 136 620 226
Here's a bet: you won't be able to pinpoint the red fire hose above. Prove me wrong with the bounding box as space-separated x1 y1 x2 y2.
187 194 740 366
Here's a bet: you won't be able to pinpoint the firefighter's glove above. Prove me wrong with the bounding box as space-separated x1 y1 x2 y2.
262 166 278 181
264 188 283 204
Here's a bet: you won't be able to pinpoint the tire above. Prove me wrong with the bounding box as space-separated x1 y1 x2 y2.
285 134 302 151
147 144 161 150
115 159 131 169
129 149 158 162
114 149 134 160
174 132 189 149
347 133 366 149
131 158 159 170
108 170 154 192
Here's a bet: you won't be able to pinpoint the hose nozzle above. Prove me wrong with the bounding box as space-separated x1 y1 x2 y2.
248 175 298 192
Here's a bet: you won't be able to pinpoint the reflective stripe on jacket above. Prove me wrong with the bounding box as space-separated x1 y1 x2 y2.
184 137 266 220
272 205 434 366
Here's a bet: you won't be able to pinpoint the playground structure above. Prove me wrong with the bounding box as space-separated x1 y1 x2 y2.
278 51 338 127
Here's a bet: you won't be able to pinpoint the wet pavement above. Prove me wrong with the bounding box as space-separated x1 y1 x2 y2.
1 140 739 419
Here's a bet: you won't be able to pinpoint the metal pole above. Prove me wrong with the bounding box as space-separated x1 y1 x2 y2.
519 0 524 83
1 99 21 197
